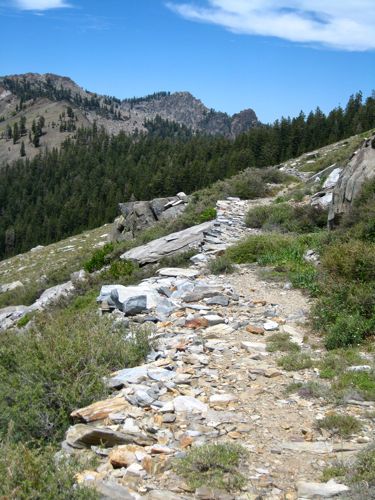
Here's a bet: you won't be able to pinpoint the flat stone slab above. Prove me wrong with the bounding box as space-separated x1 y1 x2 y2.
65 424 155 449
157 268 200 278
71 395 136 423
281 441 333 454
121 221 213 265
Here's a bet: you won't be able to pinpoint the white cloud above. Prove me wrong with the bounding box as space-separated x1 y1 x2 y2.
167 0 375 51
14 0 71 10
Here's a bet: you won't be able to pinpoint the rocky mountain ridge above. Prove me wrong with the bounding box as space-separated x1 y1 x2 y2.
0 73 259 165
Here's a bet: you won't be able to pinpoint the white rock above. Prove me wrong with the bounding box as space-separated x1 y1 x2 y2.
125 462 146 477
311 192 333 209
263 320 279 331
204 324 234 336
30 245 45 253
173 396 208 415
209 393 238 405
297 479 349 498
203 314 225 326
30 281 75 311
241 341 267 353
0 281 24 294
347 365 372 372
323 168 342 189
190 254 208 264
159 400 175 413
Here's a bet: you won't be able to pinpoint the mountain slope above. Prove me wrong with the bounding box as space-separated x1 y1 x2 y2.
0 73 259 164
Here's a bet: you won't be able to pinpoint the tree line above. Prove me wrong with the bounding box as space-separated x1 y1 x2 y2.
0 91 374 258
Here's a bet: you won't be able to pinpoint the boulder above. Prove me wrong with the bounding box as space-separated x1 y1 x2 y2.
65 424 155 449
0 305 30 331
30 281 75 311
71 395 135 423
329 135 375 227
97 284 174 316
297 479 349 498
0 281 24 294
114 194 189 241
121 221 213 265
323 167 343 189
311 191 333 209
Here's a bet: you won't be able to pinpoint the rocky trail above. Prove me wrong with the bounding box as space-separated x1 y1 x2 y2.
62 198 374 499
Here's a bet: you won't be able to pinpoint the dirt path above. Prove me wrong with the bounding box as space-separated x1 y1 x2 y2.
64 198 373 499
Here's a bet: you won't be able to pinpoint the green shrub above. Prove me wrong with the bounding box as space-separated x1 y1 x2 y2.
84 243 114 273
266 333 301 353
277 352 314 371
159 249 197 268
332 370 375 401
341 178 375 242
208 255 235 275
325 312 372 349
0 434 98 499
322 240 375 282
349 444 375 485
106 259 135 279
227 234 301 264
321 464 348 482
0 284 41 308
317 414 362 438
245 203 327 233
174 443 247 492
17 313 33 328
196 207 217 223
0 310 150 444
286 381 331 400
318 349 365 379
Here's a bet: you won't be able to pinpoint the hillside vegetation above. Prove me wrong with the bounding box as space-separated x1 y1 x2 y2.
1 91 374 259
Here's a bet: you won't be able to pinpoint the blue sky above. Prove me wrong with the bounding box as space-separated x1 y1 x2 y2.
0 0 374 123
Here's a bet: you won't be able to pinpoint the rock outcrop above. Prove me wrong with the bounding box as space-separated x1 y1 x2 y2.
120 221 213 265
113 193 188 242
328 134 375 227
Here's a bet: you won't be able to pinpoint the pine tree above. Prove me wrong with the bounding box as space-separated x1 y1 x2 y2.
13 122 20 144
20 141 26 157
6 125 12 140
20 116 27 136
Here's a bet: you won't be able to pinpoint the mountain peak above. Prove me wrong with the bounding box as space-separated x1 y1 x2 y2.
0 72 259 164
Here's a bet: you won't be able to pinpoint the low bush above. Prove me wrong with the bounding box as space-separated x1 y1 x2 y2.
208 255 235 275
318 349 365 379
341 178 375 242
174 443 247 492
266 333 301 353
317 414 362 438
227 233 321 294
350 444 375 486
196 207 217 223
332 370 375 402
277 352 314 371
159 249 197 268
0 309 150 444
325 312 372 350
0 283 41 308
245 203 327 233
84 243 114 273
0 434 98 499
286 381 331 400
105 259 135 279
321 240 375 283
